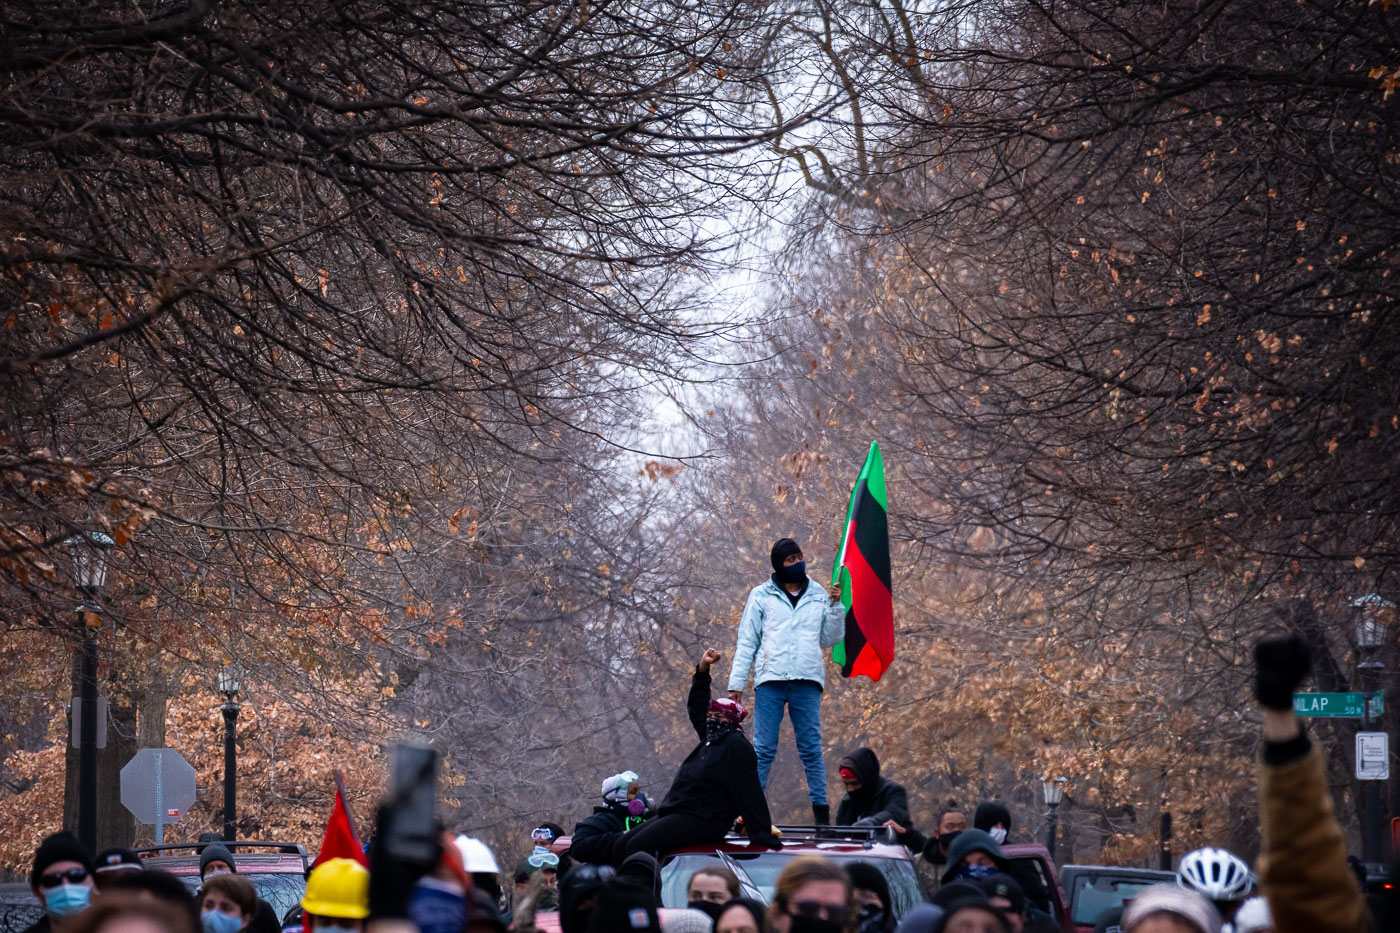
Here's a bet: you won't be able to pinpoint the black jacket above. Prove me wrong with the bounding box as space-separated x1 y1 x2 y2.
658 669 779 848
571 804 630 864
835 748 911 828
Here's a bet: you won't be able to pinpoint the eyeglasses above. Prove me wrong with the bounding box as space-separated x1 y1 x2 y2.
38 869 90 889
789 900 848 924
526 852 560 869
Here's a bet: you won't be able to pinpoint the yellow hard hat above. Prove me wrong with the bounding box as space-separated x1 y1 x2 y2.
301 858 370 920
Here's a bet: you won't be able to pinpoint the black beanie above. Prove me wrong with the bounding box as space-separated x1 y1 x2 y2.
31 831 93 887
770 538 801 572
199 843 237 877
973 801 1013 833
584 880 660 933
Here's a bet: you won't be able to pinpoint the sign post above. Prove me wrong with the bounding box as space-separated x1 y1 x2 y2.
121 749 197 845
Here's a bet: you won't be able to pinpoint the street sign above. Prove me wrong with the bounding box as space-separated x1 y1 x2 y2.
1356 732 1389 780
1292 692 1384 718
121 749 197 844
70 697 108 749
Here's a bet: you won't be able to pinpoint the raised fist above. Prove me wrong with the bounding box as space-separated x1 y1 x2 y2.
698 648 722 672
1254 634 1311 711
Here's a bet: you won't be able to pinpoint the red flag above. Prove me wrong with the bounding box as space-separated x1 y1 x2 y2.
314 783 368 867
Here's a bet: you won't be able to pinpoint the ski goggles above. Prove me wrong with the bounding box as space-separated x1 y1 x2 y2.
526 851 560 869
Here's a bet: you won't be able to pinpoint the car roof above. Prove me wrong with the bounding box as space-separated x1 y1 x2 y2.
137 852 307 875
1061 866 1176 878
0 883 34 902
553 824 917 860
667 838 912 858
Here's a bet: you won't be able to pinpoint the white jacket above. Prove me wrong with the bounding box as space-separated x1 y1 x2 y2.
727 576 846 692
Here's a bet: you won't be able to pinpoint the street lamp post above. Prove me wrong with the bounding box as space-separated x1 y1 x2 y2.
1355 597 1390 865
1042 776 1067 862
217 664 242 842
66 532 114 854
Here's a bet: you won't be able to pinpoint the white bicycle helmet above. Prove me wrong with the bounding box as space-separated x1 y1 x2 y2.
1232 896 1273 933
1178 847 1254 901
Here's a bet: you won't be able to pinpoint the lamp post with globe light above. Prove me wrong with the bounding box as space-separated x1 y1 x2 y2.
218 663 243 841
66 531 114 853
1042 776 1067 861
1352 593 1392 866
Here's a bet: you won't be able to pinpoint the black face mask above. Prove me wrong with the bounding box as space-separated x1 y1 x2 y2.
789 915 845 933
706 718 738 744
779 560 807 583
688 901 725 921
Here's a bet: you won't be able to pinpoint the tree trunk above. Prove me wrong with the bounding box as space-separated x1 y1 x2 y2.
131 683 170 847
97 699 137 850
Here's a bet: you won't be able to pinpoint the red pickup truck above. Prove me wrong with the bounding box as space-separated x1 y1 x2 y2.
999 843 1072 932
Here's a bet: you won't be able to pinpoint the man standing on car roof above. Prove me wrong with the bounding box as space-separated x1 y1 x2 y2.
727 537 846 825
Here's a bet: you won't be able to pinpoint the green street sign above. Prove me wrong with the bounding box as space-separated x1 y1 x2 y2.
1293 692 1385 718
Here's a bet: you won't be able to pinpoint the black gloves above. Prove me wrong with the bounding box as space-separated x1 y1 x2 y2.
1254 634 1311 711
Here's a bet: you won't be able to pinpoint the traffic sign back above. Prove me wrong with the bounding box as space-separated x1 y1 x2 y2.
120 748 197 824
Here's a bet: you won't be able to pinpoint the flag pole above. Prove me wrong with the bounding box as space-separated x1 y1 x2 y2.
333 769 359 843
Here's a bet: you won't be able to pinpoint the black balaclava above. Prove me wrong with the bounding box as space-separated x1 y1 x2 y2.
846 861 892 933
771 538 803 580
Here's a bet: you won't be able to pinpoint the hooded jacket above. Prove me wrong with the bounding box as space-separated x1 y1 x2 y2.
939 830 1011 885
973 803 1012 836
836 748 912 828
658 669 780 848
570 801 652 865
727 576 845 692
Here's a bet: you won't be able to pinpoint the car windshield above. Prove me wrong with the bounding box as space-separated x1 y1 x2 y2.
1070 877 1160 925
180 872 307 924
659 851 922 920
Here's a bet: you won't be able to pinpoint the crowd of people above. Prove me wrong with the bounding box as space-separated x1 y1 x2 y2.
10 542 1396 933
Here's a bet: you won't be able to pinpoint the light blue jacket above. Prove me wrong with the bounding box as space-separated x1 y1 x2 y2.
727 576 846 692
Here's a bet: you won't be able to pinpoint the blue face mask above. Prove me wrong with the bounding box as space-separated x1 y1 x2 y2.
956 863 999 881
781 560 806 582
202 910 244 933
44 884 91 918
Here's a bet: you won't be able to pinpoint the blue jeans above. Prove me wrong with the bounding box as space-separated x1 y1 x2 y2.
753 680 827 805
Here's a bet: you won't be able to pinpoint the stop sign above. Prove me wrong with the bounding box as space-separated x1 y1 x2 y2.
120 748 197 824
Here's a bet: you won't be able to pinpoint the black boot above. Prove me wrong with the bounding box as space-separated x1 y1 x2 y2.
812 803 831 825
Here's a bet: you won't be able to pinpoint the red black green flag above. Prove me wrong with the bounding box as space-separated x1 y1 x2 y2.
831 442 894 680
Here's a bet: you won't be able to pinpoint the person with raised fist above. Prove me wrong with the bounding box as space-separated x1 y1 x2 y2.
612 649 782 862
1253 633 1369 933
